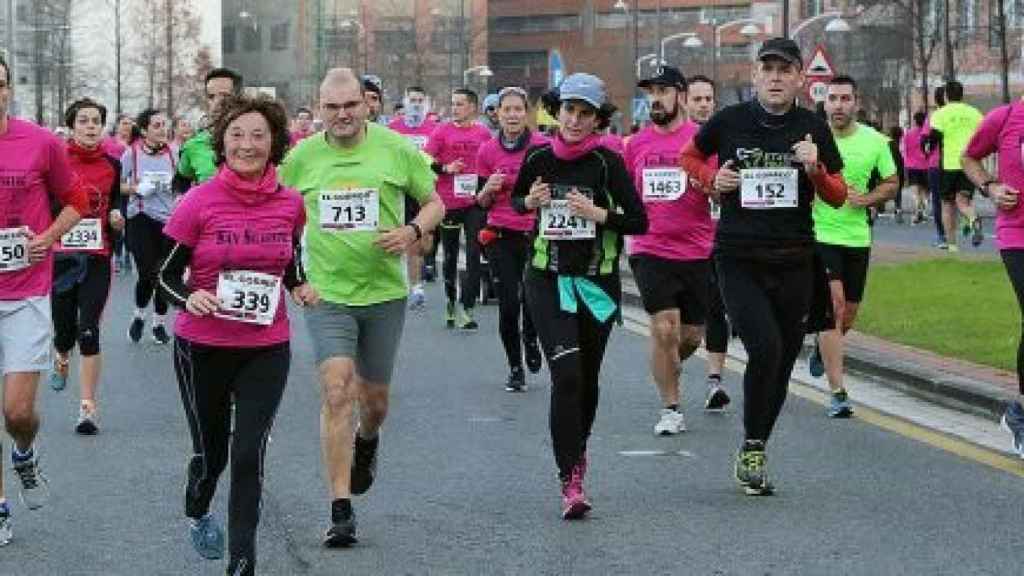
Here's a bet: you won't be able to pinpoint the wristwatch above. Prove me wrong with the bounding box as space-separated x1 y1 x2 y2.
408 221 423 241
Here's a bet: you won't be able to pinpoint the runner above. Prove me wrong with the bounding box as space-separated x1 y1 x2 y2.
925 87 947 247
49 98 126 435
929 80 984 251
175 68 244 191
424 88 492 329
481 93 500 136
279 68 443 546
290 107 316 146
475 86 547 392
903 111 931 225
513 73 647 518
624 66 717 435
806 75 898 418
172 116 195 152
962 93 1024 458
159 93 310 575
680 38 847 495
388 86 440 298
0 54 89 543
104 114 134 274
362 75 385 124
685 74 732 410
121 108 177 345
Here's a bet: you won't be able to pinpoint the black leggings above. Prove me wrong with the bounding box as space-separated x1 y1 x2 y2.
489 232 537 369
173 338 290 576
441 206 485 309
525 271 616 479
715 255 814 443
128 213 172 315
1002 249 1024 395
705 262 729 355
52 256 112 356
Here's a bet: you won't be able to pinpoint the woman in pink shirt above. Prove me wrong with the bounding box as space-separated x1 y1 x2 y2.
475 86 547 391
157 94 313 576
963 96 1024 458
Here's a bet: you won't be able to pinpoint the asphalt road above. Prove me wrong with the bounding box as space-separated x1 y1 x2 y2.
0 274 1021 575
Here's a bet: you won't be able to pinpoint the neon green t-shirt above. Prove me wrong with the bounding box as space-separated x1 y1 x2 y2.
279 123 436 306
929 102 983 170
177 130 218 184
813 123 896 248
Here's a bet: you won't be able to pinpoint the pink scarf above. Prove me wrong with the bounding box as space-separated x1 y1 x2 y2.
551 132 602 162
217 164 280 205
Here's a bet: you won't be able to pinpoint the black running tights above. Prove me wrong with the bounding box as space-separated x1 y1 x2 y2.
705 263 729 355
441 205 484 309
1002 249 1024 395
128 213 171 315
490 232 537 369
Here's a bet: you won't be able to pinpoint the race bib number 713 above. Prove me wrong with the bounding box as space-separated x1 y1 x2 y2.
320 189 380 232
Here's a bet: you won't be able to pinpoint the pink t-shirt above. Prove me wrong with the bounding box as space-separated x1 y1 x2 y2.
600 134 625 157
163 169 306 347
625 121 714 261
903 126 928 170
476 131 549 232
424 122 492 211
923 119 941 169
101 136 127 160
965 101 1024 250
0 118 81 300
388 117 438 152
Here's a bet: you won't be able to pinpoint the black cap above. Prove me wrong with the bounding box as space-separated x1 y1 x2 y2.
638 66 687 90
361 74 382 95
757 38 803 68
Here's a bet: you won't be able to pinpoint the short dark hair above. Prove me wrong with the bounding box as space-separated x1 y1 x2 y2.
686 74 716 93
913 111 926 127
828 74 858 93
934 86 945 106
205 67 243 93
453 88 478 106
0 54 10 87
944 80 964 101
136 108 164 131
406 86 427 97
296 106 312 117
64 98 108 129
212 94 290 167
888 126 903 142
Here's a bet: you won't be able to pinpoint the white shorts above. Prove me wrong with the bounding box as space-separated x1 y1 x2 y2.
0 296 53 375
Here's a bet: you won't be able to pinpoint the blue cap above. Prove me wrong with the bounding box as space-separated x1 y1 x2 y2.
483 93 499 111
559 73 607 109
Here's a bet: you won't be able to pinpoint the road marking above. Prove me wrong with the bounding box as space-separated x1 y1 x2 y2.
618 450 695 458
468 416 509 423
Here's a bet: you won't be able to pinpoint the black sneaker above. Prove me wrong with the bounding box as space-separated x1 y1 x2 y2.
704 379 731 410
128 317 145 343
735 440 774 496
152 325 170 345
350 434 379 495
505 367 526 393
423 263 436 283
323 505 357 548
524 340 543 374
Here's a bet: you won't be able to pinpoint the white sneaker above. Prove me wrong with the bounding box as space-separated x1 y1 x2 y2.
409 286 426 310
653 408 686 435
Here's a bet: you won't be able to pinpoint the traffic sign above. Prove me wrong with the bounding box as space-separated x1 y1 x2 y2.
632 97 650 123
549 50 565 89
807 80 829 103
805 45 835 78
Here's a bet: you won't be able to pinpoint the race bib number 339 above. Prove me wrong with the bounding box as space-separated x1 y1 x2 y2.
0 228 29 272
540 200 596 240
215 270 282 326
320 189 380 232
740 168 798 209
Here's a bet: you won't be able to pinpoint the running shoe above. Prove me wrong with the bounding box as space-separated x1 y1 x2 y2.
704 380 731 411
11 448 49 510
458 306 478 330
971 218 984 247
948 244 960 253
189 513 225 560
49 356 69 392
894 210 904 225
324 507 357 547
505 366 526 392
152 324 170 345
808 338 825 378
912 211 925 225
653 408 686 435
735 440 773 496
445 301 456 329
0 503 10 546
409 285 426 311
76 401 99 435
524 340 543 373
828 389 854 418
933 241 949 250
560 467 591 520
128 316 145 343
350 434 379 495
999 402 1024 459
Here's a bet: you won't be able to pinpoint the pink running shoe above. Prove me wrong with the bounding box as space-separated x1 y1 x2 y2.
560 459 592 520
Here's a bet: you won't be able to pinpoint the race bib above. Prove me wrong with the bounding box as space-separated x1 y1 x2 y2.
642 168 686 202
740 168 798 209
215 270 282 326
540 200 596 240
0 228 29 272
138 171 172 197
319 189 380 232
61 219 103 251
454 174 478 198
408 135 428 151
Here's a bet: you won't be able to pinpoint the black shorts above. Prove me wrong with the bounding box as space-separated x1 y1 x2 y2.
940 170 976 201
816 243 870 303
629 255 710 323
907 169 928 188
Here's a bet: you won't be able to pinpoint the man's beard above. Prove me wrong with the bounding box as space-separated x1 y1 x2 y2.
650 103 679 127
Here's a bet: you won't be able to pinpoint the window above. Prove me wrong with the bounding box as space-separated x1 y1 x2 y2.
270 21 289 51
490 15 581 34
223 25 236 54
242 23 261 52
958 0 976 28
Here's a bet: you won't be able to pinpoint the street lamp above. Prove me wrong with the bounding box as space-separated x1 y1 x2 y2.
790 11 850 41
635 53 667 79
659 32 702 63
463 65 493 87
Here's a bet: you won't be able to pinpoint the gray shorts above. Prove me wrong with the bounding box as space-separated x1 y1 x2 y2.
0 296 53 375
304 298 407 384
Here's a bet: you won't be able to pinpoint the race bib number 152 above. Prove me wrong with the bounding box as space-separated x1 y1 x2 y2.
740 168 798 209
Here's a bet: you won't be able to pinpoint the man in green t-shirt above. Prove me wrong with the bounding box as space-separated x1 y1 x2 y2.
929 80 984 251
173 68 243 193
279 67 443 548
809 76 898 418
